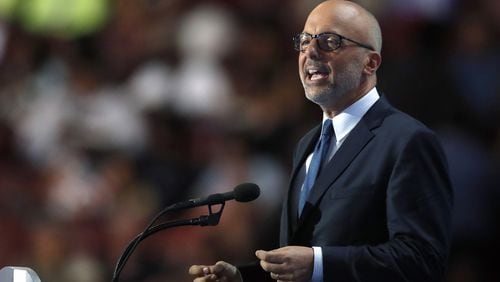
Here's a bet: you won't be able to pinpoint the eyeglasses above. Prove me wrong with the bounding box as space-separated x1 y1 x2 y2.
293 32 375 52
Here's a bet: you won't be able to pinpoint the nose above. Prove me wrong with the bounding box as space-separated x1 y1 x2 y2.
303 38 321 59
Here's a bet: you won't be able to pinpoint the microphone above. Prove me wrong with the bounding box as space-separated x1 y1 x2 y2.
168 183 260 211
112 182 260 282
0 267 41 282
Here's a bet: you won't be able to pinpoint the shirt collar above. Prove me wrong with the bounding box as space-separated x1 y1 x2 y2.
322 87 380 142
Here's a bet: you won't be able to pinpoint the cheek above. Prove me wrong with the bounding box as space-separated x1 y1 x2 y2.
328 61 345 77
298 56 306 80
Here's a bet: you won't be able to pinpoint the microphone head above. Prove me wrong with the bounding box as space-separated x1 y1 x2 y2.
233 183 260 203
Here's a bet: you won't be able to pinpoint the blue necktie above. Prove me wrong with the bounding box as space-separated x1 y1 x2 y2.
299 119 334 215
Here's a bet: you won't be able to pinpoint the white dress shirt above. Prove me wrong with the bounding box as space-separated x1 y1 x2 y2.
306 87 380 282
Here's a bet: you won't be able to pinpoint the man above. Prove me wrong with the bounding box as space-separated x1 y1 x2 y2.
189 0 453 281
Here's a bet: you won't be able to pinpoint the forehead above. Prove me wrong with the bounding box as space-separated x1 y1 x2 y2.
303 3 360 36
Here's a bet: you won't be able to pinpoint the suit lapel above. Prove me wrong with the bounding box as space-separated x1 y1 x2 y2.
282 125 320 244
289 97 390 240
292 126 321 176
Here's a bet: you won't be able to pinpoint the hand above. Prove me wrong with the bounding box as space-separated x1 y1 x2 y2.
189 261 243 282
255 246 313 282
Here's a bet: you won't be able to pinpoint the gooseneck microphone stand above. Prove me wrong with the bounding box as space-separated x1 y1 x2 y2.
111 202 226 282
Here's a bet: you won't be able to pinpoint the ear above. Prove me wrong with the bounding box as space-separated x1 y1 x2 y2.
363 52 381 75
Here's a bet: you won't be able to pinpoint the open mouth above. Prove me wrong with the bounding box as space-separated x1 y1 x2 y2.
305 67 330 82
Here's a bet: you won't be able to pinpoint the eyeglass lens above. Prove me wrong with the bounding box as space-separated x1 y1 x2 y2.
296 33 341 52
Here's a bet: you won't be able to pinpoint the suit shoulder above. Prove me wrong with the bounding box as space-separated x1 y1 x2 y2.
366 97 436 139
378 114 448 167
388 111 434 134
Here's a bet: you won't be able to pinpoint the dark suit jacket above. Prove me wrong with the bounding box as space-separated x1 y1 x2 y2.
240 97 453 282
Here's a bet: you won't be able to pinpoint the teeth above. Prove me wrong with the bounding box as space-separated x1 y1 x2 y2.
307 69 319 75
311 73 327 81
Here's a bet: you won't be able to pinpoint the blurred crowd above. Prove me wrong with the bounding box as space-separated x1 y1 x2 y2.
0 0 499 281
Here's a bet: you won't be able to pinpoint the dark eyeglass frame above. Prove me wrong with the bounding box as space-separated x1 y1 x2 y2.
293 32 375 52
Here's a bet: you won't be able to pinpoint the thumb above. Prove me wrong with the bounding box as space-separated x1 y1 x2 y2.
213 261 236 275
189 265 209 277
212 261 242 281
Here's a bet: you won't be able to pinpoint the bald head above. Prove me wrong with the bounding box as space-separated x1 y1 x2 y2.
305 0 382 53
298 0 383 116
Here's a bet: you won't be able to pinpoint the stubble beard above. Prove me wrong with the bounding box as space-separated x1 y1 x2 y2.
303 61 364 109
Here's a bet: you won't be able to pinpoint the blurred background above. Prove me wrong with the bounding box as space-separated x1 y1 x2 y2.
0 0 498 281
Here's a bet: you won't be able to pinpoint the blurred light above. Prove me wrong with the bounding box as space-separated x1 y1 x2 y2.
15 0 109 38
0 21 7 63
0 0 17 19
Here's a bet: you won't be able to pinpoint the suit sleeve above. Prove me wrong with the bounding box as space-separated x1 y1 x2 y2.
323 130 453 281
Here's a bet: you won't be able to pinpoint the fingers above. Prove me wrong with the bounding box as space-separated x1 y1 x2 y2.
189 262 231 277
189 265 218 282
270 272 295 281
213 261 238 276
189 265 210 277
193 276 216 282
256 249 284 264
259 259 286 274
255 246 314 282
189 261 241 282
256 249 287 277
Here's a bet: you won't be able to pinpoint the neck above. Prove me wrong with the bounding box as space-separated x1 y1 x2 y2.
322 80 376 118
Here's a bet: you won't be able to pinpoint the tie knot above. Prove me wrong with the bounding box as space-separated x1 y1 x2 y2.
321 119 333 137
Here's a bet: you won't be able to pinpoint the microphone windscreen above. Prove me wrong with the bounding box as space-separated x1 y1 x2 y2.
233 183 260 202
